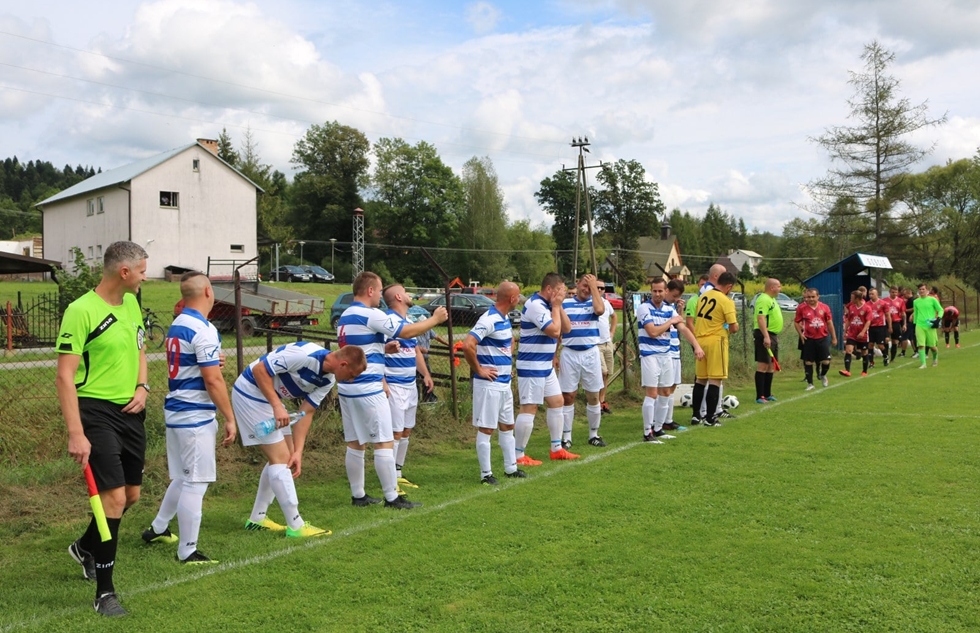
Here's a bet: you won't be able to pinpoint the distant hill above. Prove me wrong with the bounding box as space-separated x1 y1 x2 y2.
0 158 100 239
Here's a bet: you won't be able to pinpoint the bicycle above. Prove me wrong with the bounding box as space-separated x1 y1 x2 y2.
142 307 167 349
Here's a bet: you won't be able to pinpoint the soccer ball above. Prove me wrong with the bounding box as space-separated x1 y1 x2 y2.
679 393 693 407
722 395 740 410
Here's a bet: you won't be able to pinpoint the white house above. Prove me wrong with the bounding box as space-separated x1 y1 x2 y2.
727 249 764 276
36 139 262 279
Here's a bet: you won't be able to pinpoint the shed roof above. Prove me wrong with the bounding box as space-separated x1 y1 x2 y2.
0 251 62 275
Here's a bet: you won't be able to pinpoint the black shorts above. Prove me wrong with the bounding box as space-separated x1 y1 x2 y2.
890 322 904 340
901 322 916 341
753 329 779 363
942 316 959 330
79 398 146 491
802 336 832 363
868 325 889 345
845 338 869 352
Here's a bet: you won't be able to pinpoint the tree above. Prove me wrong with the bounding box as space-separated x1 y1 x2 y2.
217 128 237 166
806 40 946 252
536 169 583 277
459 156 510 283
235 128 293 259
593 159 665 285
505 220 555 285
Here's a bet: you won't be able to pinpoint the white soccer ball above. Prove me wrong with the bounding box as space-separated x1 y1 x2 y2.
722 395 740 410
679 393 693 407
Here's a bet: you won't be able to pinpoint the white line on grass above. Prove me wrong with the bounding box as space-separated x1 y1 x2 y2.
5 342 975 631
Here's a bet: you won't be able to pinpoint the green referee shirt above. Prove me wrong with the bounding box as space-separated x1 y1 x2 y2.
753 292 784 334
912 295 942 328
57 290 144 404
684 296 697 319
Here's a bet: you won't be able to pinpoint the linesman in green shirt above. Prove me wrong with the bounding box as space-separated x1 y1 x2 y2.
753 278 783 403
912 283 943 369
56 241 149 617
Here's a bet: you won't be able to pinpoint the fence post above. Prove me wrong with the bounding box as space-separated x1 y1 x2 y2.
420 247 458 419
5 301 12 355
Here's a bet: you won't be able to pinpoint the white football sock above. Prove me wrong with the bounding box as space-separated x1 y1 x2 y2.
562 404 574 441
476 432 492 478
392 439 402 477
176 481 208 560
546 407 563 452
716 383 724 415
515 413 535 454
268 464 303 530
374 448 399 502
345 448 366 498
643 396 656 433
395 436 410 476
654 395 670 432
249 464 276 523
498 429 517 474
586 403 601 438
667 398 676 425
151 478 182 534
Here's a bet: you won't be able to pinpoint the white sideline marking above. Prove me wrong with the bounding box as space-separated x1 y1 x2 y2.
4 341 976 631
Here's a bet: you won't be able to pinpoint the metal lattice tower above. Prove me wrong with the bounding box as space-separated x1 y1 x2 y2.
352 207 365 281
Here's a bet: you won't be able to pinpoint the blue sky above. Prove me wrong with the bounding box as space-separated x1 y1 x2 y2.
2 0 979 235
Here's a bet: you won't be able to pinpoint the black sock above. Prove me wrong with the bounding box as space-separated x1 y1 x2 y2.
820 363 829 377
705 384 720 422
890 344 897 361
79 516 100 552
764 372 774 397
805 364 813 384
94 517 121 598
755 371 765 399
944 332 949 344
844 353 852 371
692 382 706 418
955 331 960 344
862 355 869 372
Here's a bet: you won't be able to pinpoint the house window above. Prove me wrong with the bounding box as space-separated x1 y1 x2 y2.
97 196 104 214
96 245 102 258
86 199 95 216
87 246 94 259
230 244 245 253
160 191 179 208
192 158 200 172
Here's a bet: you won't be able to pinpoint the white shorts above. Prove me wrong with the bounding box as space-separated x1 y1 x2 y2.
388 382 418 432
472 380 515 429
641 354 674 388
165 422 217 483
558 347 604 393
232 388 291 447
340 391 394 445
672 357 682 386
518 370 561 405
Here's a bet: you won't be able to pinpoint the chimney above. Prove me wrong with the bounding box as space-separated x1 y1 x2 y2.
660 220 671 241
197 138 219 155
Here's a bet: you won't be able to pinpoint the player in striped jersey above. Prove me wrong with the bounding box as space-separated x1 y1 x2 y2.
664 279 689 430
558 274 606 448
143 272 236 564
338 272 447 510
463 281 527 484
381 284 437 491
638 278 703 442
516 273 573 463
233 342 366 536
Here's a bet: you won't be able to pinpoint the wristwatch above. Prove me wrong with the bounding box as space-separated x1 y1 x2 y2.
137 383 151 392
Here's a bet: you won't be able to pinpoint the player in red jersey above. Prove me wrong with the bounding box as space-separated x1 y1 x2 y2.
840 289 872 377
942 305 960 348
794 288 837 389
865 288 890 368
887 286 906 362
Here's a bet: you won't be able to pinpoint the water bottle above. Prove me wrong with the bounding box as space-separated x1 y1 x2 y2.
254 412 306 438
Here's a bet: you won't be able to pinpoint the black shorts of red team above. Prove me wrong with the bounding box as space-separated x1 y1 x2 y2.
802 335 832 363
890 321 904 340
79 397 147 491
868 325 889 345
942 316 959 329
845 338 869 351
753 329 779 364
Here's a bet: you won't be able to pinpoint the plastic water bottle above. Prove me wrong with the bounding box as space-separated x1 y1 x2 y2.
254 412 306 438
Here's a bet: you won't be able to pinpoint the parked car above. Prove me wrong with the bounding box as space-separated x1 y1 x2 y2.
749 292 799 312
330 292 388 330
300 265 334 283
270 265 312 283
422 293 520 327
731 292 744 309
603 292 624 310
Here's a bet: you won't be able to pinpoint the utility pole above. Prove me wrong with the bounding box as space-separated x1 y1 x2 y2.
566 137 600 278
352 207 365 282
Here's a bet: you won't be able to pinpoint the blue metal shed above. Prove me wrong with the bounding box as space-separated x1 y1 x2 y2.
803 253 893 349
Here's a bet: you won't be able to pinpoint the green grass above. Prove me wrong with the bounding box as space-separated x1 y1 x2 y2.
1 335 978 631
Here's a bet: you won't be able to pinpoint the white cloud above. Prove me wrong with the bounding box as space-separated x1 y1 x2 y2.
466 2 502 35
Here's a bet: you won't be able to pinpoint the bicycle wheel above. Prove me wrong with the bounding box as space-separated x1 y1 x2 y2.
147 324 166 349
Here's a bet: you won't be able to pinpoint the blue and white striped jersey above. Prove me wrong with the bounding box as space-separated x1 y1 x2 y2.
666 300 681 360
637 300 677 357
561 295 600 350
337 301 405 397
164 308 221 428
468 307 514 384
233 341 335 409
384 309 419 386
517 293 557 378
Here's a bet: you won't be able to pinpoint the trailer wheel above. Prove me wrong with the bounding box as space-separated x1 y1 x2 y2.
241 317 256 338
331 315 340 330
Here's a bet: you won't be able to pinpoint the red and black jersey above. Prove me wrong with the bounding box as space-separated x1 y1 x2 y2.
795 302 833 339
889 297 905 323
869 299 888 327
944 305 959 318
844 301 873 342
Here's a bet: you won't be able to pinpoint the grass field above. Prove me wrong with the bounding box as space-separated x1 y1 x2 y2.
1 334 978 631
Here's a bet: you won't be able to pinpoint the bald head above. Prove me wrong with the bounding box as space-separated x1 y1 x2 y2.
496 281 521 310
765 278 781 296
179 271 214 313
708 264 726 283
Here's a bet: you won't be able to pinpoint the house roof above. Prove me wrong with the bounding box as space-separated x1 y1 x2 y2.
636 235 683 278
733 249 763 259
35 142 263 207
714 256 739 276
0 251 62 275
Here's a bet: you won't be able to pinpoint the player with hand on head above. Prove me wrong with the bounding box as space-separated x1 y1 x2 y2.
56 241 148 617
558 274 607 448
338 272 447 509
795 288 837 389
912 283 943 368
142 272 237 565
463 281 527 484
840 289 872 377
515 273 573 463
